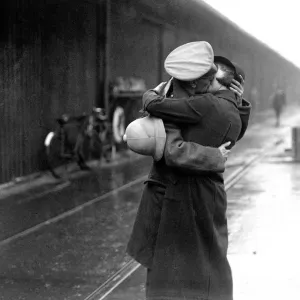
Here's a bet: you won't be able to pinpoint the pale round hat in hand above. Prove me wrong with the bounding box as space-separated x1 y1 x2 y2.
123 116 166 161
164 41 215 81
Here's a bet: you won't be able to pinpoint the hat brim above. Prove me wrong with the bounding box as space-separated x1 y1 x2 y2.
214 56 245 83
214 56 236 72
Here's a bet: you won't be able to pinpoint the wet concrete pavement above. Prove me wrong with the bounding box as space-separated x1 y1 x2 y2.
104 129 300 300
228 155 300 299
0 182 143 299
1 107 300 299
0 156 151 242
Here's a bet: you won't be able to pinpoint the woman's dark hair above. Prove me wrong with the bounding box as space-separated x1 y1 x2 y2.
216 63 235 88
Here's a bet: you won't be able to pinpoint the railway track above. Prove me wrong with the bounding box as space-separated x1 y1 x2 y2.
0 135 285 300
0 175 147 247
83 139 283 300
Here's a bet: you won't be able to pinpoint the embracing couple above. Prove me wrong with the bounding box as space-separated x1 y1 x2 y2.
126 41 251 300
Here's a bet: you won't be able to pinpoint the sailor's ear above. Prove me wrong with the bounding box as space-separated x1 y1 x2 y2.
190 80 197 89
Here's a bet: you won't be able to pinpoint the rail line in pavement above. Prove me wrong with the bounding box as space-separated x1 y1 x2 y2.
83 139 283 300
1 108 294 247
0 141 272 248
0 175 148 247
0 136 284 299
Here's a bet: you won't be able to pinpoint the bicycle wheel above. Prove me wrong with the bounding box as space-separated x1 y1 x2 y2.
112 106 125 144
44 131 72 179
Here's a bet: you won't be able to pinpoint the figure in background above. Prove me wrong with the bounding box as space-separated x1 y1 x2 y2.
270 85 286 127
249 86 259 120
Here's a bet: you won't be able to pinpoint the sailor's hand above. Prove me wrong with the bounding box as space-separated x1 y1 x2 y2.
218 141 231 160
230 76 244 98
153 82 167 94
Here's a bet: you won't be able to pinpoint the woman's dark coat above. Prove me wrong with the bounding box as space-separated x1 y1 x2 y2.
127 86 251 300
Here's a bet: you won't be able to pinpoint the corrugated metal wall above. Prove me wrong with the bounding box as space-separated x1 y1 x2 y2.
0 0 99 184
0 0 44 182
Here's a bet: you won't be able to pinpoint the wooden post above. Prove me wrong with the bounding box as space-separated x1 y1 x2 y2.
292 127 300 161
158 25 163 84
96 0 110 112
104 0 111 113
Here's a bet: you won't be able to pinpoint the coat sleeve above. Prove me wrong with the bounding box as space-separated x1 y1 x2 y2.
164 123 225 173
142 90 213 124
237 98 252 141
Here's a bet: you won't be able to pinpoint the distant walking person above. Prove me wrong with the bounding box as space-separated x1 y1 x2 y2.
270 86 286 127
249 86 259 120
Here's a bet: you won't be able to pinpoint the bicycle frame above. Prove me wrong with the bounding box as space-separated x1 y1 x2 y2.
58 125 72 159
45 107 114 179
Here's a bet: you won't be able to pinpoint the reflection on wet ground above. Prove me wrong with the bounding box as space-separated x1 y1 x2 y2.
105 145 300 300
0 156 152 241
0 183 143 299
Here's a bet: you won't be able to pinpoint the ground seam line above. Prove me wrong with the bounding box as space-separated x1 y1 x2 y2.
0 175 148 247
84 144 274 300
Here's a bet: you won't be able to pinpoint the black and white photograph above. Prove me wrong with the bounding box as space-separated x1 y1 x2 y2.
0 0 300 299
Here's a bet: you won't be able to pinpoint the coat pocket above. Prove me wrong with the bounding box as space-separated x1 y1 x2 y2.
164 181 186 202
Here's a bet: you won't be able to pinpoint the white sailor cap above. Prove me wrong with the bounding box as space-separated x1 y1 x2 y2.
164 41 215 81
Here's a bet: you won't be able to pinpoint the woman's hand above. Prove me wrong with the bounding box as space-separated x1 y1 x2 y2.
230 75 244 98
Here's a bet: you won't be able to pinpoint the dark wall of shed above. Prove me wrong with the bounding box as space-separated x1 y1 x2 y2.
1 0 300 183
0 0 99 183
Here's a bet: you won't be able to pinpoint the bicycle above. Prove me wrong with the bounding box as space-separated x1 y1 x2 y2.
44 107 115 179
